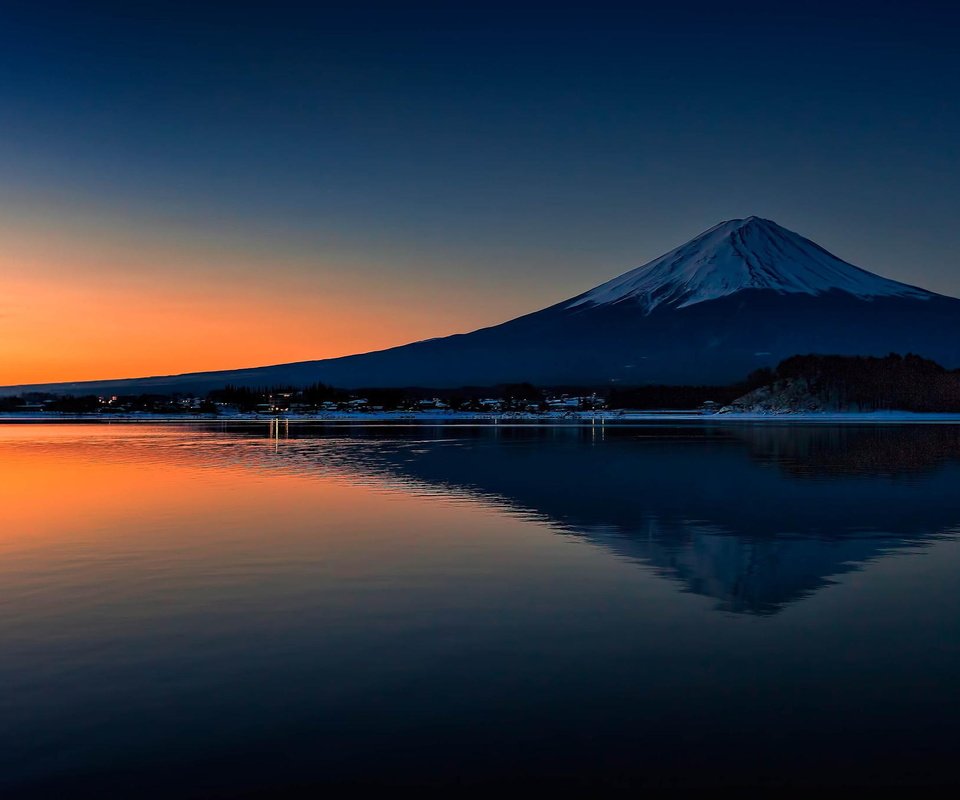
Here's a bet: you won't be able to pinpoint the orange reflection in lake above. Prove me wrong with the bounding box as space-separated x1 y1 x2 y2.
0 425 560 602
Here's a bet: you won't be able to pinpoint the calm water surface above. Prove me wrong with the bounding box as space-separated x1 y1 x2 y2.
2 422 960 794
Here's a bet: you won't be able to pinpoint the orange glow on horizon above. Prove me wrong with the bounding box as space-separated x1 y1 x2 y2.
1 272 459 385
0 216 540 386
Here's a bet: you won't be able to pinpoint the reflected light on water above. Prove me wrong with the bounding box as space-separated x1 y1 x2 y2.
4 422 960 793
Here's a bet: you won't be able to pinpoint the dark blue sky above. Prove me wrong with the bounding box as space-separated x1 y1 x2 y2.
2 1 960 380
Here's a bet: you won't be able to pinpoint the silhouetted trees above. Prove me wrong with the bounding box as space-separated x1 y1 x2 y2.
7 354 960 415
769 353 960 411
45 395 102 413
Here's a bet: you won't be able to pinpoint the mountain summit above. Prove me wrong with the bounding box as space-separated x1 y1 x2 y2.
4 218 960 394
567 217 933 313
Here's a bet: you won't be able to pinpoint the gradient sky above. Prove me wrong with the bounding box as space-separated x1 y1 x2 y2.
2 1 959 384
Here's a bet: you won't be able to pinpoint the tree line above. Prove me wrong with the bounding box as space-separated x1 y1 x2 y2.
763 353 960 412
4 354 960 412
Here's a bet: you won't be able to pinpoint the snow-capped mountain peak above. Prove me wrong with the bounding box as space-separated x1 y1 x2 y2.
566 217 934 313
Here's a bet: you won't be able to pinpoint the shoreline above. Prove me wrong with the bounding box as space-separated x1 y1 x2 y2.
4 410 960 425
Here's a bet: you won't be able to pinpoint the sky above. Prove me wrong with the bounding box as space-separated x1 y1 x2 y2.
2 1 959 384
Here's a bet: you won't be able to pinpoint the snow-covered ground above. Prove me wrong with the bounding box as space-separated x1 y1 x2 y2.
3 410 960 424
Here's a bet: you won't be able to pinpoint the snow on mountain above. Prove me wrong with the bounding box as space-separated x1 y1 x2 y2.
566 217 934 313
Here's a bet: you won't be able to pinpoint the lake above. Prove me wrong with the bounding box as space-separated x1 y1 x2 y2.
3 421 960 794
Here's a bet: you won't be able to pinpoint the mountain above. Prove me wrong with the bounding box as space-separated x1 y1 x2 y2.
5 217 960 395
565 216 932 311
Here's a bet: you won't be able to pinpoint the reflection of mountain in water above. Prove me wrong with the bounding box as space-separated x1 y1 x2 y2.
249 423 960 615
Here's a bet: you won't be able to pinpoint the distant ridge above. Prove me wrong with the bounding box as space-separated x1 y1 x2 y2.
5 218 960 395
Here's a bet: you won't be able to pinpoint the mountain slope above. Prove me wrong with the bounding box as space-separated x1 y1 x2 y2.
566 216 933 312
5 217 960 395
